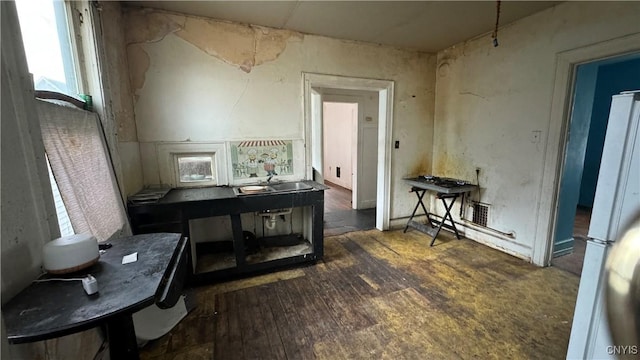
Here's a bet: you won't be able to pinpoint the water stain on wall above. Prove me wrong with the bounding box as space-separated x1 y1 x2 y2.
124 8 301 96
433 152 467 179
254 27 301 66
125 9 184 45
126 44 150 103
176 17 300 73
408 159 430 177
124 9 183 100
177 17 257 72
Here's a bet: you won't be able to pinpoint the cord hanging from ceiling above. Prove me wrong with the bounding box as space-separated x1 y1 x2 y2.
491 0 501 47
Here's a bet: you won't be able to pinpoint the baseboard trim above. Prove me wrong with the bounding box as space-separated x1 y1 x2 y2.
553 237 575 257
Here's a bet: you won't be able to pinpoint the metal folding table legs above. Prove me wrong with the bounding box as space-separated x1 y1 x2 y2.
404 187 461 246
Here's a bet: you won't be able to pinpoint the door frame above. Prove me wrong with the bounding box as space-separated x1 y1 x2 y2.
303 73 394 230
551 63 599 258
531 33 640 266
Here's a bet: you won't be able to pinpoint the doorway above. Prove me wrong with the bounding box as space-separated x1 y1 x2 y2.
321 95 377 236
323 100 358 205
303 73 394 231
551 54 640 276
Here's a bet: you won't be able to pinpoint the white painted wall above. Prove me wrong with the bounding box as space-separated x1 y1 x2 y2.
323 102 356 189
123 8 435 219
432 1 640 263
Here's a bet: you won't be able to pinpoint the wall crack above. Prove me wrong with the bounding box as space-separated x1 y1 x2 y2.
229 80 251 119
459 91 488 100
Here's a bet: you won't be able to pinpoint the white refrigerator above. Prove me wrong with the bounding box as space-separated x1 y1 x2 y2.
566 91 640 359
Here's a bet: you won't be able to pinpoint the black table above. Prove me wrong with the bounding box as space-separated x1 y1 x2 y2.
2 233 188 359
403 176 476 246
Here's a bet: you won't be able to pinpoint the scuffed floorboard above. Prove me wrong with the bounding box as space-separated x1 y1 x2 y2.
140 229 579 360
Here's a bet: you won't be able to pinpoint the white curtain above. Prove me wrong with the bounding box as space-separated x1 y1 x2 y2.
36 100 130 242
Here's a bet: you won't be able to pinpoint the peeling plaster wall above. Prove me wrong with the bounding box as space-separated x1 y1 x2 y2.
123 8 435 219
100 2 143 196
433 1 640 261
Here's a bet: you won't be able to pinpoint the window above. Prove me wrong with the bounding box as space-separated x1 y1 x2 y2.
15 0 126 240
157 143 228 188
176 154 216 187
16 0 83 237
15 0 81 97
46 156 74 237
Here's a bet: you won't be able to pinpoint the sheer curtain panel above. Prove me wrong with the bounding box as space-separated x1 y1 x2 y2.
37 100 130 242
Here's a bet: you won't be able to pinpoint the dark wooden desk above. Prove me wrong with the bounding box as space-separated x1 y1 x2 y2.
2 233 188 360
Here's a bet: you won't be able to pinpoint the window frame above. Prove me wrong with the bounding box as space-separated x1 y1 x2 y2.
174 153 217 188
15 0 95 238
54 0 81 95
15 0 85 97
157 142 228 188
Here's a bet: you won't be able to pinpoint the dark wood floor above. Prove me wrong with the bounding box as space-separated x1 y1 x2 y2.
140 229 579 359
323 181 376 236
324 181 353 212
550 206 591 276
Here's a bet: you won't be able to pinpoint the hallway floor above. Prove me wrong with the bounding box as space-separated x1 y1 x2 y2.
550 206 591 276
323 181 376 237
140 229 579 359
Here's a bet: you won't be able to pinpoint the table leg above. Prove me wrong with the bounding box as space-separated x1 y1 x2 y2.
405 188 465 246
106 314 139 360
313 197 325 259
230 214 246 267
404 188 429 233
440 195 461 239
428 194 460 246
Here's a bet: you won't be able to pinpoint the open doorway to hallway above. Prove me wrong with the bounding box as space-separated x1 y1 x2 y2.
320 96 377 236
304 73 394 231
323 180 376 236
551 54 640 276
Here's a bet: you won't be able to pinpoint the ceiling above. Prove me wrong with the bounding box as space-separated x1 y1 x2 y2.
123 1 561 53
